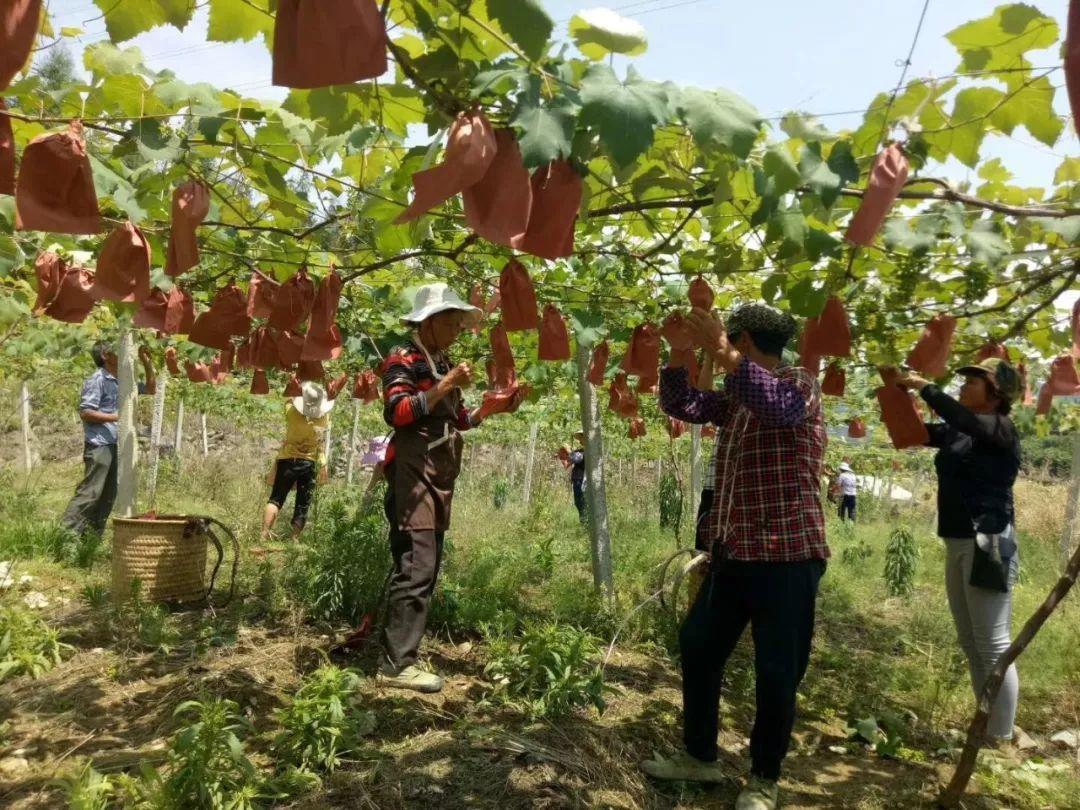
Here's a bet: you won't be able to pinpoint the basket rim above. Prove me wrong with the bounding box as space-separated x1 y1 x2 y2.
112 515 199 527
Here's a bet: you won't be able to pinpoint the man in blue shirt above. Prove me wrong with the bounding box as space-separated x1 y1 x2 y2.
60 341 155 538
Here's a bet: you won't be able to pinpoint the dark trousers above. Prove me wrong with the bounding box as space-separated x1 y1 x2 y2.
839 495 856 522
680 558 825 780
61 443 118 537
572 478 586 521
268 458 316 529
382 490 444 671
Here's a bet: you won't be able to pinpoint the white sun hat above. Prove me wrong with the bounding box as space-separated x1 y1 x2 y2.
293 381 335 420
839 462 852 472
401 283 482 326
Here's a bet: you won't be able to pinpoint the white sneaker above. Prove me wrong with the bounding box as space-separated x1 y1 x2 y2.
376 664 444 693
735 775 779 810
640 750 729 783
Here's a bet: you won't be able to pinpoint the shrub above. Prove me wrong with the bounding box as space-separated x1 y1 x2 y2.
483 622 614 719
659 470 681 530
54 760 113 810
0 605 72 682
884 527 920 598
492 478 510 510
87 580 179 655
273 665 373 773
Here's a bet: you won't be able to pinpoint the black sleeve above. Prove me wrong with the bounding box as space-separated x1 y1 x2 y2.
924 422 949 449
920 384 1015 450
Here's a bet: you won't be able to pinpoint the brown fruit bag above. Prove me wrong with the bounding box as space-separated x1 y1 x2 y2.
284 374 303 397
608 371 639 418
190 282 251 350
165 347 181 376
669 346 699 381
1071 297 1080 358
587 341 609 386
163 287 195 335
396 111 497 223
538 304 571 361
498 259 539 332
250 369 270 395
210 348 234 383
520 160 582 260
31 251 63 313
272 0 386 89
798 329 823 375
165 181 210 277
1066 0 1080 143
848 418 866 439
1 0 41 91
92 222 151 303
1047 354 1080 395
628 418 646 439
16 122 101 234
247 269 279 319
666 418 688 439
875 367 929 450
463 129 533 248
821 363 845 397
235 337 253 369
976 341 1010 362
278 329 306 367
352 369 380 402
326 372 349 400
688 277 714 310
0 100 14 196
269 266 316 331
477 384 527 420
620 323 661 379
489 322 516 389
252 327 282 369
298 360 324 382
845 143 909 246
803 296 851 358
43 263 95 323
302 269 343 361
185 361 213 384
905 315 957 378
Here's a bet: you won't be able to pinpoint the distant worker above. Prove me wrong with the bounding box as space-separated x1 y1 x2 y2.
837 462 857 522
569 432 586 522
261 382 334 541
61 341 156 539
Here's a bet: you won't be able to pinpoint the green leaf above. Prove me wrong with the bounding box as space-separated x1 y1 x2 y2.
929 87 1001 168
787 277 826 317
93 0 196 43
569 9 648 60
780 113 832 142
946 4 1059 89
799 144 843 207
763 144 800 195
988 75 1063 147
512 95 575 169
0 236 26 277
580 65 669 168
1054 157 1080 185
207 0 274 45
677 88 760 159
471 67 529 99
83 43 148 81
963 222 1008 267
1032 216 1080 243
882 219 936 255
486 0 553 62
826 141 860 186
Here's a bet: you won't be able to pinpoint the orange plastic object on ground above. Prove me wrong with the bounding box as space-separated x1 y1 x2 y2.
1 0 41 91
608 372 639 418
802 296 851 359
688 277 714 310
269 266 316 331
498 259 539 332
284 374 302 397
247 270 279 319
396 111 496 224
845 143 909 246
277 330 305 368
848 418 866 439
164 181 210 277
489 322 517 389
302 270 343 361
906 315 957 378
92 223 151 303
352 369 380 402
621 323 661 380
164 347 181 376
31 252 63 313
538 304 571 361
0 100 14 196
272 0 386 89
519 160 581 260
666 418 688 439
326 372 349 400
587 341 609 386
15 122 101 234
190 282 251 350
250 369 270 395
875 367 929 450
477 384 527 419
821 364 845 397
298 360 324 382
463 129 533 249
43 263 95 323
1066 0 1080 141
628 418 647 439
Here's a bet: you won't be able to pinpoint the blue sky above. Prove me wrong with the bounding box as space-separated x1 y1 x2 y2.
44 0 1075 190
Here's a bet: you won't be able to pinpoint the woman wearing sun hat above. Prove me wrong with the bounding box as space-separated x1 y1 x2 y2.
377 283 524 694
898 356 1023 745
261 381 335 541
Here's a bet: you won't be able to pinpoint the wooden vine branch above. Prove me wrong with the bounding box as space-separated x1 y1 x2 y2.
938 538 1080 808
1001 265 1080 341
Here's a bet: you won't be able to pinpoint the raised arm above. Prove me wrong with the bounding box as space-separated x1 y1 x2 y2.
920 384 1015 449
724 358 811 427
659 365 733 425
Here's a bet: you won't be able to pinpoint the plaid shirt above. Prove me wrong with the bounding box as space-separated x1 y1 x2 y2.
660 358 829 562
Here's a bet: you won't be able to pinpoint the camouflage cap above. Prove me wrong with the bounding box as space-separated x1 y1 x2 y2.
726 303 797 342
955 357 1022 402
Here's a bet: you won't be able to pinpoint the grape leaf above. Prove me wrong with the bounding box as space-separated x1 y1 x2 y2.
512 93 575 169
207 0 274 45
946 4 1058 89
988 75 1063 147
580 65 669 168
486 0 553 62
677 88 760 159
569 9 647 60
963 222 1009 267
93 0 196 43
763 144 800 196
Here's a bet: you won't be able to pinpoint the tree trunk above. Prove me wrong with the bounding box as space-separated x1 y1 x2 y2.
690 424 702 526
1060 433 1080 569
523 422 539 505
200 412 209 456
174 397 185 460
114 331 139 517
347 400 361 485
146 369 167 508
576 341 614 601
938 538 1080 807
323 416 333 472
19 380 32 473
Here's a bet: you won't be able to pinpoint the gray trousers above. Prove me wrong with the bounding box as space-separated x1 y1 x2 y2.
944 538 1019 740
61 443 118 538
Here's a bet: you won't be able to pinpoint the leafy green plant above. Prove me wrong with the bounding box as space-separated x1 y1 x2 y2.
273 665 373 773
54 760 113 810
93 580 179 655
847 713 906 759
483 622 614 719
884 527 920 598
492 478 510 510
659 470 681 530
0 604 72 682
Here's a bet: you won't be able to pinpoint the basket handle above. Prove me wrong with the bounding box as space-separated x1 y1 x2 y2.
184 517 239 608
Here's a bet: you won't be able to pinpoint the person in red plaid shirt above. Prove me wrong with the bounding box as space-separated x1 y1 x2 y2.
643 303 828 810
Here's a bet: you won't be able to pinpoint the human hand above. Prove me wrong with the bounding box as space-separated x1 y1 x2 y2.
442 362 474 391
687 309 738 370
504 387 527 413
138 345 153 366
896 372 930 392
661 312 694 352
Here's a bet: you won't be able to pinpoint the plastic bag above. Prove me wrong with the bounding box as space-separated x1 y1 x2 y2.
845 143 909 246
587 341 609 386
621 323 661 379
538 304 571 361
92 222 152 303
302 269 343 361
269 266 316 331
906 314 957 378
396 111 496 223
498 259 539 332
463 128 532 249
16 122 101 234
273 0 386 89
250 369 270 395
821 363 845 397
519 160 581 260
1 0 41 91
189 282 251 350
0 100 14 196
875 367 929 450
43 263 95 324
247 269 279 319
164 181 210 277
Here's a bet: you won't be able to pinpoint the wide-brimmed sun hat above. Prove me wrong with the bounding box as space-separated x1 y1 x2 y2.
293 381 335 420
839 462 852 472
401 283 482 326
955 357 1021 402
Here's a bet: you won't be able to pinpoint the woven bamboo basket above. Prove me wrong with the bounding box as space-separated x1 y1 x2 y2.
111 516 210 604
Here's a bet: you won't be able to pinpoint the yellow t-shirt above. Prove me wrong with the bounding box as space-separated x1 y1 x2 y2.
278 403 329 463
